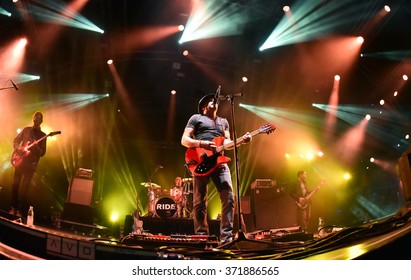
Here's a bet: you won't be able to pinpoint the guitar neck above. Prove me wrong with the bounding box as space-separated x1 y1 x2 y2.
305 182 324 200
216 129 261 153
26 134 49 149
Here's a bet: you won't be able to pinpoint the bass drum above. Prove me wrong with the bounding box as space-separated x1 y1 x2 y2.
155 196 177 218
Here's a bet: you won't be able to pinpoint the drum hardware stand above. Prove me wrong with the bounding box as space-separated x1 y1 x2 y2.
182 164 194 219
217 91 278 250
146 165 163 217
182 179 193 219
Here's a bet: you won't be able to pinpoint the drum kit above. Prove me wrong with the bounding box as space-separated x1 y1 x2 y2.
142 178 193 218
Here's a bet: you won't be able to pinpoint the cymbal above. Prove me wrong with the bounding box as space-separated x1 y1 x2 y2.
141 182 162 188
182 178 193 182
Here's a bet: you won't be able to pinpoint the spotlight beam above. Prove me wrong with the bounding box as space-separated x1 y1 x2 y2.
260 0 372 50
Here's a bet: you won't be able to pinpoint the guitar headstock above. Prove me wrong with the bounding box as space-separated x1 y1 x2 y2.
48 131 62 137
259 123 276 134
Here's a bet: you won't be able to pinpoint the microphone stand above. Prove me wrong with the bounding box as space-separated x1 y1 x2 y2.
227 94 244 236
1 80 19 91
0 86 15 91
218 93 276 249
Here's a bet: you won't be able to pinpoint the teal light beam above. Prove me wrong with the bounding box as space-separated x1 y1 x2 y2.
260 0 371 50
0 6 11 17
361 50 411 61
22 0 104 33
23 93 109 112
179 0 249 43
314 103 411 152
240 103 325 131
0 73 40 85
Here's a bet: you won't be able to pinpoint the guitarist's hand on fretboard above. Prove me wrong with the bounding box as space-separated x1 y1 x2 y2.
242 132 252 143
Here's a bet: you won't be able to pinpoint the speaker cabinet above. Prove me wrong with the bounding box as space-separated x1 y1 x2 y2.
250 188 299 230
233 196 254 232
67 177 94 206
62 203 94 225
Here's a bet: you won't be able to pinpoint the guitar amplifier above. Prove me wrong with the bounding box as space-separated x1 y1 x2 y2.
251 179 274 189
75 168 94 179
67 177 94 206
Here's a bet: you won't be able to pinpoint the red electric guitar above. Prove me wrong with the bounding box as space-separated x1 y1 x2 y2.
11 131 61 168
185 123 276 176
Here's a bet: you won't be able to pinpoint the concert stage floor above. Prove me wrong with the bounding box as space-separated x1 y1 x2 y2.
1 207 411 260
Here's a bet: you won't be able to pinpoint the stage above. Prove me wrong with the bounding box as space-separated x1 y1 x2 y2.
1 205 411 260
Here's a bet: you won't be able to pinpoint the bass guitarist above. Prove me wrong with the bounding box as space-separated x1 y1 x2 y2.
289 170 327 233
9 111 47 216
181 92 252 244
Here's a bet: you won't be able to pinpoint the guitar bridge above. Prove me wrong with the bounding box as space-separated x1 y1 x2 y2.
194 161 214 175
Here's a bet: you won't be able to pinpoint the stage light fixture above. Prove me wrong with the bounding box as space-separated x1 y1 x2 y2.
110 212 119 222
343 173 351 180
384 5 391 12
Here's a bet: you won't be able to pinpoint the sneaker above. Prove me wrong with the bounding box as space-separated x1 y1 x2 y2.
220 236 233 244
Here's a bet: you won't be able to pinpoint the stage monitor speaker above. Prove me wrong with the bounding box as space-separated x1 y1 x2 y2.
67 177 94 206
250 188 299 230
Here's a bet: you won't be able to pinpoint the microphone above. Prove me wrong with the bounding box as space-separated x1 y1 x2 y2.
157 165 164 169
218 92 243 101
10 80 18 91
214 85 221 105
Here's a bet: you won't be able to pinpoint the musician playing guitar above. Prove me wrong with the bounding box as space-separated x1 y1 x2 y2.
9 112 47 216
181 92 252 244
289 170 327 233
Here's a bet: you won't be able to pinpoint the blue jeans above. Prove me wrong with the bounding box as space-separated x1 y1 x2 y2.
192 163 234 242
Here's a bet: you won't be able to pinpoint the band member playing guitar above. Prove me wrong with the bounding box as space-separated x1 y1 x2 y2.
289 170 327 232
9 112 51 217
181 92 253 244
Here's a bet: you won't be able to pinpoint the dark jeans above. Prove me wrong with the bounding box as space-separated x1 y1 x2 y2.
11 164 36 212
296 205 311 232
192 164 234 242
